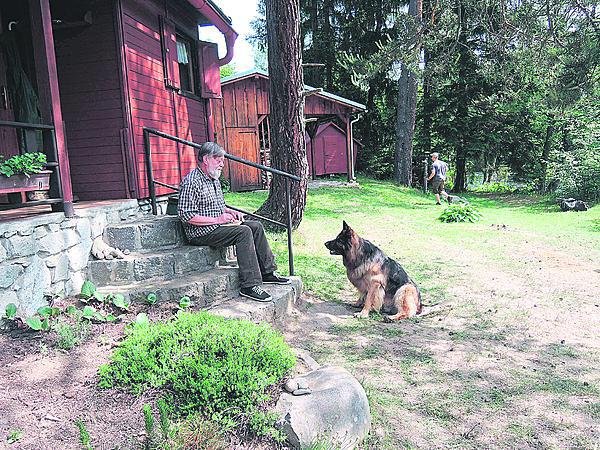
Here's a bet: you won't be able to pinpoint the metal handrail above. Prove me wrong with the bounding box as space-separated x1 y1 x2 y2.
0 120 66 214
142 127 298 275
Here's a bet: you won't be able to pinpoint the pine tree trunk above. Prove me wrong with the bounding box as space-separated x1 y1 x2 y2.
453 0 468 192
539 118 554 193
394 0 421 186
257 0 308 229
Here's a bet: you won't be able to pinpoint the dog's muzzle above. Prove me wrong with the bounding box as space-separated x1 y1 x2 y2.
324 240 340 255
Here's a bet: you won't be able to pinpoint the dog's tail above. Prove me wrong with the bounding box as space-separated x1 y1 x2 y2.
419 303 451 317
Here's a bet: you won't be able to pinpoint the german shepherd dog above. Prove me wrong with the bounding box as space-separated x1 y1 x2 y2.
325 221 422 321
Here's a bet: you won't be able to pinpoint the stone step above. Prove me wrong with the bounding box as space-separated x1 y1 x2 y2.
97 267 239 305
87 245 221 287
104 215 186 251
99 268 302 325
208 277 302 327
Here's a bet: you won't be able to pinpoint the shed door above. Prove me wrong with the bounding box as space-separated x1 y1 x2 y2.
226 127 261 191
322 136 343 174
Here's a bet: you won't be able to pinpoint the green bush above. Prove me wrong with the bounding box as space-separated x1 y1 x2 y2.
472 181 516 194
98 311 295 430
439 203 482 223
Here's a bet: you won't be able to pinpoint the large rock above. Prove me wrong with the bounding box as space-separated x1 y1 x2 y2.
275 365 371 449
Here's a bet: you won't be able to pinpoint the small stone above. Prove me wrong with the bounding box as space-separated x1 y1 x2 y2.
297 378 309 390
123 249 131 255
44 414 61 422
292 388 312 396
284 379 299 393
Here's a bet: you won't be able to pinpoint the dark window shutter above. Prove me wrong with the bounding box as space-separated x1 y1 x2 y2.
159 16 180 90
198 41 221 98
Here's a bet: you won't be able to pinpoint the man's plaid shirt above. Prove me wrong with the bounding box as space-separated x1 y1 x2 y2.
178 168 225 239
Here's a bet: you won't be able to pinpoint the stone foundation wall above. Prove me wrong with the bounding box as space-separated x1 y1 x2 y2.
0 200 145 317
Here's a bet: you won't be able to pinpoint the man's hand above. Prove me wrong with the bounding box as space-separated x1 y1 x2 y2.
225 208 245 221
217 212 236 224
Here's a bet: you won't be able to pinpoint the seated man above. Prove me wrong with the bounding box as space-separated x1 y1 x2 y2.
178 142 290 302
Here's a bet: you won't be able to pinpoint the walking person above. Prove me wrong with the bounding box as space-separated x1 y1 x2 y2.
427 152 451 205
178 142 290 302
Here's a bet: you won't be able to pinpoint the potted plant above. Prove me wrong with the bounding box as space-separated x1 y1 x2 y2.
0 152 51 195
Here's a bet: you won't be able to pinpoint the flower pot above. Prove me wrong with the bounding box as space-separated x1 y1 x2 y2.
0 170 52 195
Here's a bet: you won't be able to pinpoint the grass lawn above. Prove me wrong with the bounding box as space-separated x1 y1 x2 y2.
227 177 600 449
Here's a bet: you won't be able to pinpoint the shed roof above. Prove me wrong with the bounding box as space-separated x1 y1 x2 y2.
221 69 366 111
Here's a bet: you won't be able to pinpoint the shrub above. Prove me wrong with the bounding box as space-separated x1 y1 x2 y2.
472 181 516 194
173 413 227 450
439 203 482 223
54 317 91 350
98 311 295 431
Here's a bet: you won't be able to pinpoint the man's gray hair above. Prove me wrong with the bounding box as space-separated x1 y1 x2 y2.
431 152 439 158
197 142 226 163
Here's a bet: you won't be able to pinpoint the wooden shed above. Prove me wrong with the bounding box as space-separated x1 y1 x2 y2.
217 69 366 192
0 0 237 211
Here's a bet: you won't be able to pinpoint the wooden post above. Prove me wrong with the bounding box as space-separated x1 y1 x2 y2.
345 114 352 182
423 158 428 193
29 0 74 216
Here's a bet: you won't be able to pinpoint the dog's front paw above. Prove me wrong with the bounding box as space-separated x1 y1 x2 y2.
354 310 369 319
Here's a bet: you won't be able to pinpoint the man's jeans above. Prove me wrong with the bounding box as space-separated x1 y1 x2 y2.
189 220 276 288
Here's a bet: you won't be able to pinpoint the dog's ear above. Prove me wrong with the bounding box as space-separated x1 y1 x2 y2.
343 220 350 230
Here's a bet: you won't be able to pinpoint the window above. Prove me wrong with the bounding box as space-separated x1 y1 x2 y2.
176 34 196 94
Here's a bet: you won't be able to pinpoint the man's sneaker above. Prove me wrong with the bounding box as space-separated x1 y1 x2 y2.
262 272 291 285
240 285 272 302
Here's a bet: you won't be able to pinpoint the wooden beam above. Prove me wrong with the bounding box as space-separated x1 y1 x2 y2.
29 0 74 216
345 114 352 182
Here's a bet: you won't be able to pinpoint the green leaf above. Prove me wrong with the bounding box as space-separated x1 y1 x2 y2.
5 303 17 319
51 307 61 317
146 293 158 305
82 305 96 319
134 313 149 327
179 296 192 309
94 312 107 322
26 317 43 331
81 280 96 298
37 306 52 318
41 318 50 331
105 314 117 323
65 305 77 315
93 292 106 303
111 294 130 311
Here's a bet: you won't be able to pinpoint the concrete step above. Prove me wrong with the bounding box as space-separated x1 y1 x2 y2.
208 277 302 327
99 268 302 325
87 245 221 287
97 267 239 305
104 215 186 251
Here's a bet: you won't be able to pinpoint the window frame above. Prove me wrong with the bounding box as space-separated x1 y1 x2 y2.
175 32 198 95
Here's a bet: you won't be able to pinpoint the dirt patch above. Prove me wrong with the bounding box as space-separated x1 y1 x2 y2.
283 236 600 449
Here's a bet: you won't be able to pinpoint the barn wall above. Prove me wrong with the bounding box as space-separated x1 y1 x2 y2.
54 1 127 200
121 0 209 198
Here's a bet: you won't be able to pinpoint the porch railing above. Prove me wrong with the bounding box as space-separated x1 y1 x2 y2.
0 120 67 214
142 127 301 276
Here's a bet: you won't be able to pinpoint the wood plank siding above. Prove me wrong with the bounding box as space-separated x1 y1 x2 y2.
219 72 364 190
54 1 127 200
122 0 210 198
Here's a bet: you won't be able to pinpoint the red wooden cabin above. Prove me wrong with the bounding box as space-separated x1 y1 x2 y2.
0 0 236 213
217 70 365 192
